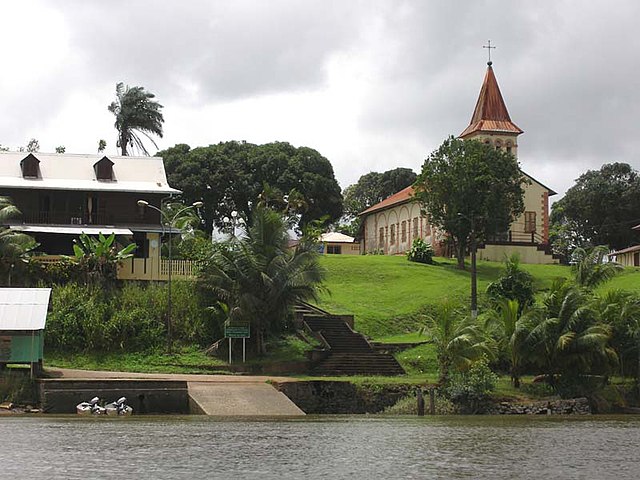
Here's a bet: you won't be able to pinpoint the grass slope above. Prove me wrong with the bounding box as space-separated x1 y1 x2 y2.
316 255 640 340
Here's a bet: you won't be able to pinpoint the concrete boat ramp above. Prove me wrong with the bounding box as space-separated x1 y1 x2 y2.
40 369 304 416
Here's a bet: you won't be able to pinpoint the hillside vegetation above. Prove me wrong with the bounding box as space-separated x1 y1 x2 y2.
316 255 640 340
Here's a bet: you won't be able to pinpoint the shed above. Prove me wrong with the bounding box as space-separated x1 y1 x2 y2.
0 288 51 376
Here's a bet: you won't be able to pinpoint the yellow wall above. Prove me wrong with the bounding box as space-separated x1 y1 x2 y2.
477 244 559 264
323 242 361 255
611 251 639 267
362 202 432 255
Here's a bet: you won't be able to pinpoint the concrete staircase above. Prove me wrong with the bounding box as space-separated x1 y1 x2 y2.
298 304 405 376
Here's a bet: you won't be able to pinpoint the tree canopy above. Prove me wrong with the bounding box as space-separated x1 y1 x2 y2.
108 83 164 156
550 163 640 253
159 141 343 231
342 167 417 218
413 136 525 268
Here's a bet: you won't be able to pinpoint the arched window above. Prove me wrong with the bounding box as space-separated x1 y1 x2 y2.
506 141 513 154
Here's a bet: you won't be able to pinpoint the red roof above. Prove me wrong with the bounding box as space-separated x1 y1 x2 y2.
359 186 415 216
459 63 523 138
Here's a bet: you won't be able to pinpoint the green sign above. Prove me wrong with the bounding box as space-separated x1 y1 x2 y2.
225 325 250 338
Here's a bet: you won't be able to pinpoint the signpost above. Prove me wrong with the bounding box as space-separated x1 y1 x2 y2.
224 324 250 364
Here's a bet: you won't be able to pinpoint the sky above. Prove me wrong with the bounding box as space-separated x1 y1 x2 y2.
1 0 639 199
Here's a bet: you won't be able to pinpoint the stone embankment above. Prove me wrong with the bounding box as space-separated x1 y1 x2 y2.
486 397 591 415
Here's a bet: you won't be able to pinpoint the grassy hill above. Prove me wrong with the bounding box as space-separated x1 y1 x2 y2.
315 255 640 340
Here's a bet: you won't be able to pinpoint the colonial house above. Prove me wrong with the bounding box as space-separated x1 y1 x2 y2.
0 151 186 280
360 61 558 264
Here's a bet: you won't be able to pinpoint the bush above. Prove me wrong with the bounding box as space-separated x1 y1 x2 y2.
445 357 498 413
45 281 222 353
406 238 434 264
486 254 534 310
383 389 454 415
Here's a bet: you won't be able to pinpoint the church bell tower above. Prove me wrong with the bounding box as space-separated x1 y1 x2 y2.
459 61 523 158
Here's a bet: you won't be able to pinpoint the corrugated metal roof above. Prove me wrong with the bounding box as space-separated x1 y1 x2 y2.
11 225 133 235
0 288 51 331
359 186 416 216
0 152 180 194
459 64 523 138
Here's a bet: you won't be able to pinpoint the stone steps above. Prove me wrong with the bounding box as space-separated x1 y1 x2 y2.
302 308 405 376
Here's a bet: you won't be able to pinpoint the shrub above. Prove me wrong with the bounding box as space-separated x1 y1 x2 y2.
45 281 222 353
486 254 534 310
406 238 434 264
445 356 498 413
383 389 454 415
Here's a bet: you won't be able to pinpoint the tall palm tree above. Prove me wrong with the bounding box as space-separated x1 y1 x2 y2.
108 82 164 156
422 300 494 385
200 206 325 355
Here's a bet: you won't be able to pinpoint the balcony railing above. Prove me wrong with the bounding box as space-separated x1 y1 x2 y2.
32 256 199 282
21 210 147 226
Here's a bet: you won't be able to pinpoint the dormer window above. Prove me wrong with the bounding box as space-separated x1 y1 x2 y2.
20 153 40 179
94 156 115 181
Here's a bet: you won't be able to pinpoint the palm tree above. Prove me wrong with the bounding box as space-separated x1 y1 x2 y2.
572 245 622 289
200 206 325 355
108 82 164 156
526 279 617 386
485 298 533 388
0 196 38 286
421 300 494 385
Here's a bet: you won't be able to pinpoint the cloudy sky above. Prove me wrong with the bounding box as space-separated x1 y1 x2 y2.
1 1 638 198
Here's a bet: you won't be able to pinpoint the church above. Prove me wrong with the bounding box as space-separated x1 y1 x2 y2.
359 60 558 264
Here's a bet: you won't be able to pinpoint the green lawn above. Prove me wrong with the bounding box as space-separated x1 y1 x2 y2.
316 255 640 340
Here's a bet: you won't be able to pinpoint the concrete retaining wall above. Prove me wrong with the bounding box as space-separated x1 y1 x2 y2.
39 379 191 414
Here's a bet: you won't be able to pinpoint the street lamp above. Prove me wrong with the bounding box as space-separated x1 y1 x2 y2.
458 212 478 319
137 199 203 353
222 210 245 238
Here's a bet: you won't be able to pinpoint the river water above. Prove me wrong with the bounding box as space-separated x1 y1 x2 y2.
1 415 638 479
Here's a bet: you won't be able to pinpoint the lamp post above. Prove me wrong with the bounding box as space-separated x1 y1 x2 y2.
222 210 244 238
137 199 203 353
458 213 478 319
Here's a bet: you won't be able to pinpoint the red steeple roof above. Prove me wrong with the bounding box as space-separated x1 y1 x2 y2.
459 63 523 138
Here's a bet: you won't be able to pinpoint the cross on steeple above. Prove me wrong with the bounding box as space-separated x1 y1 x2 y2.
483 40 496 65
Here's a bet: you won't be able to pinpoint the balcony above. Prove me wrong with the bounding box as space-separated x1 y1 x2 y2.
32 256 199 282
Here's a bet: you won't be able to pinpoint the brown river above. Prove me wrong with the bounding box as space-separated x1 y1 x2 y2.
1 415 639 479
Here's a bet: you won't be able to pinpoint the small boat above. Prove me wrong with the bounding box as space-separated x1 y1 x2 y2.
105 397 133 416
76 397 106 415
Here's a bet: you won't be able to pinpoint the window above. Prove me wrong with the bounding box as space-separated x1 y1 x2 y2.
390 224 396 245
524 211 536 233
94 156 115 181
327 245 342 254
401 221 407 243
379 227 384 246
413 217 419 238
20 153 40 178
506 142 513 154
495 140 502 150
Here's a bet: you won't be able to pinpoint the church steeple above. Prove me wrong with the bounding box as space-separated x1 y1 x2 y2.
459 62 523 156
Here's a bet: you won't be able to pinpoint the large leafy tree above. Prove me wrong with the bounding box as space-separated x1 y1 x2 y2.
108 82 164 156
159 141 343 232
551 163 640 251
340 168 416 237
342 168 417 218
414 136 525 269
200 206 325 355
